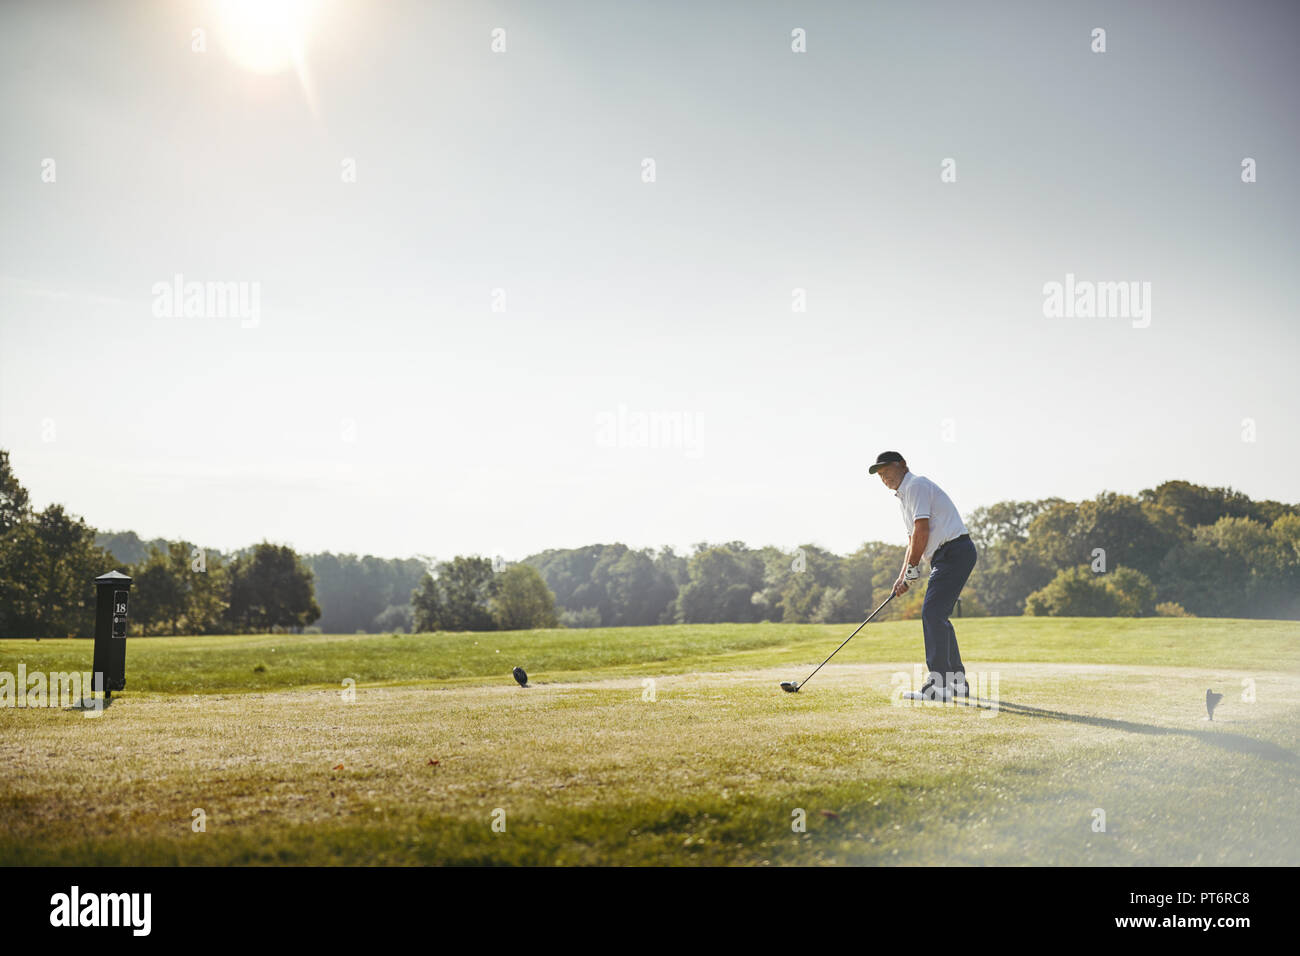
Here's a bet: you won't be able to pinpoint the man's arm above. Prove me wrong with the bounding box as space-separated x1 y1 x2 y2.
893 518 930 595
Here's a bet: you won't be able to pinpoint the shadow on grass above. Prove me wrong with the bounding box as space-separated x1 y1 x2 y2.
957 697 1300 767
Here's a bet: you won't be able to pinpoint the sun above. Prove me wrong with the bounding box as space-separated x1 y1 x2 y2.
213 0 316 76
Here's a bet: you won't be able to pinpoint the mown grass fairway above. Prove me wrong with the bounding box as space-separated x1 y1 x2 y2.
2 618 1298 865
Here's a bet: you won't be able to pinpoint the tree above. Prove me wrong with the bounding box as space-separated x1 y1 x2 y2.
411 556 498 631
411 573 444 632
869 549 912 621
95 530 168 567
835 542 894 622
0 450 31 534
1025 566 1121 616
129 542 229 635
0 521 49 635
1273 514 1300 565
601 548 676 626
560 607 602 628
772 544 842 623
1158 516 1300 619
1156 536 1236 617
1105 566 1158 616
1024 565 1156 617
187 549 231 634
0 454 113 638
966 539 1055 616
524 545 608 621
373 603 414 633
225 543 320 632
652 547 689 623
306 553 425 633
131 545 189 635
524 544 679 627
1139 480 1256 531
439 556 498 630
966 498 1066 551
0 504 113 638
492 564 560 630
33 504 113 637
678 545 766 623
1027 493 1180 581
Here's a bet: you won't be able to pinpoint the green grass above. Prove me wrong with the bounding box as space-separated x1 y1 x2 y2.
1 617 1297 865
5 617 1297 693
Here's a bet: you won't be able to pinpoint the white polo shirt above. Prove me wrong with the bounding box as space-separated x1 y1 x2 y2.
895 471 968 564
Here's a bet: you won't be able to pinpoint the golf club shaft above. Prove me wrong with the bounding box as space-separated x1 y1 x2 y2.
797 592 896 688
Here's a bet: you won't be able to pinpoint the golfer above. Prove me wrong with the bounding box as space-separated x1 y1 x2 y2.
868 451 977 702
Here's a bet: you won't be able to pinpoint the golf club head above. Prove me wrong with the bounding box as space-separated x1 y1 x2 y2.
779 680 799 693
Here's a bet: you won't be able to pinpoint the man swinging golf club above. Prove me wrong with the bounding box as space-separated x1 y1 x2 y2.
868 451 977 703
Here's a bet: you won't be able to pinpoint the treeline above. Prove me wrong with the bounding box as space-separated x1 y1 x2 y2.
967 483 1300 619
94 533 427 634
305 553 425 633
1 449 111 638
0 451 317 638
518 540 909 627
129 541 320 634
101 542 425 637
4 443 1298 638
515 480 1300 625
0 448 565 637
411 557 559 631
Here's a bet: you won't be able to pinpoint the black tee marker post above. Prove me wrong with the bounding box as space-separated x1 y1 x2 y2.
91 570 132 704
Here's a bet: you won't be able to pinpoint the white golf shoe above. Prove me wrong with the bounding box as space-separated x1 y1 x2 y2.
902 676 953 702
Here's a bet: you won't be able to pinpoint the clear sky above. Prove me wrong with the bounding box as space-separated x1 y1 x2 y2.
2 0 1297 562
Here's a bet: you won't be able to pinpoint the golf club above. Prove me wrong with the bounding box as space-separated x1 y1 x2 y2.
779 592 897 693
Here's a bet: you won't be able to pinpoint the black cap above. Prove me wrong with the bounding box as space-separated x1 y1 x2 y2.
868 450 905 474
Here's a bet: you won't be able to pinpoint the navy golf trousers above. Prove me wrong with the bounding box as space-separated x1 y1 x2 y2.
922 534 977 681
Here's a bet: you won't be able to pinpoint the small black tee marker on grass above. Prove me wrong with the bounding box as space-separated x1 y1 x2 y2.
512 666 529 687
1206 688 1223 720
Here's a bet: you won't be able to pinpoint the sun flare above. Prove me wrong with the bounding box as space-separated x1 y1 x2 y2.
213 0 315 76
